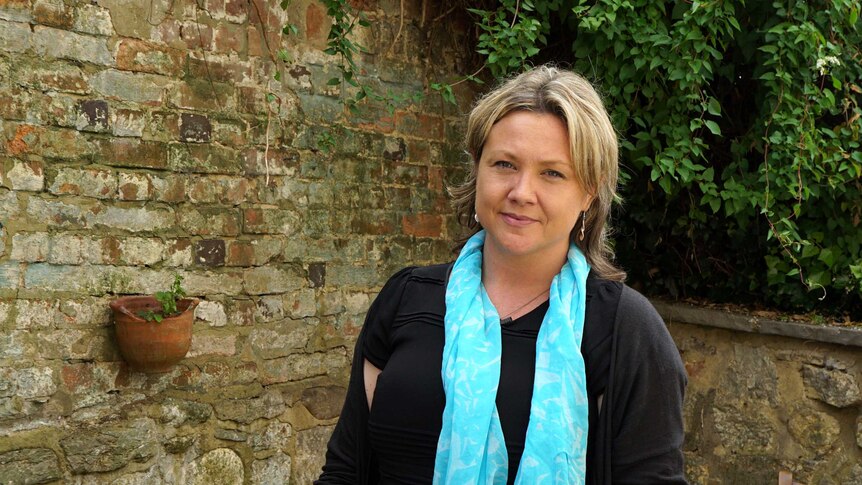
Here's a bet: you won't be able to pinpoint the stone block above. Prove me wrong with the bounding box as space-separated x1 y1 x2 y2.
802 364 862 408
251 452 292 485
97 138 168 169
97 0 158 39
225 237 284 266
37 327 115 361
713 405 775 455
73 3 113 35
115 38 184 76
261 350 348 384
0 189 21 220
857 415 862 448
243 207 300 235
301 385 345 420
188 448 244 485
212 22 246 54
250 421 292 451
0 368 14 396
187 53 253 84
165 238 193 267
177 206 241 236
20 62 89 94
90 69 172 104
293 426 333 485
33 0 73 28
48 167 117 199
0 21 32 52
242 265 304 294
171 79 235 111
249 321 312 359
47 234 103 264
60 362 122 409
214 428 247 442
168 143 242 174
157 397 212 426
214 390 285 424
14 366 56 399
194 239 225 266
3 160 44 191
25 197 88 228
60 418 159 473
180 269 244 295
0 330 35 360
187 333 236 357
787 408 841 451
32 26 112 65
0 448 62 485
118 172 153 200
285 289 316 319
196 300 227 327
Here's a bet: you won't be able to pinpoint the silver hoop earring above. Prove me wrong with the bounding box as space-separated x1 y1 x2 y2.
474 213 480 224
578 212 586 241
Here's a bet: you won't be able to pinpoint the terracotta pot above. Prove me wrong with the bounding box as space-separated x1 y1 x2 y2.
110 296 199 373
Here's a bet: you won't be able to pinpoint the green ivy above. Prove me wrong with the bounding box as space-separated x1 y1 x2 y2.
466 0 862 315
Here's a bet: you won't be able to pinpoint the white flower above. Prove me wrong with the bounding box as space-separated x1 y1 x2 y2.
815 56 841 75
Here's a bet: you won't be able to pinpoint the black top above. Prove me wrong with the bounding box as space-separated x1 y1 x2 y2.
317 263 688 485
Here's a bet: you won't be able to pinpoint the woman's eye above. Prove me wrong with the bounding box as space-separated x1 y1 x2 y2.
493 160 514 169
544 170 565 179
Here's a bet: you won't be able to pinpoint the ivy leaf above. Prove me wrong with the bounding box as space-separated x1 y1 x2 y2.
704 120 722 136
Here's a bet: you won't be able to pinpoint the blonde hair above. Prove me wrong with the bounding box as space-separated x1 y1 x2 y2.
449 64 625 281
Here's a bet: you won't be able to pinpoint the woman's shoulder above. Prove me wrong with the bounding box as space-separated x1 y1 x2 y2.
380 263 452 291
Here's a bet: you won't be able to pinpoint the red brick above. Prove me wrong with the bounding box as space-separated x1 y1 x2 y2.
402 213 442 237
33 0 74 28
213 23 246 54
306 3 328 44
115 38 184 76
226 240 254 266
180 21 213 50
97 138 168 169
5 124 38 155
61 363 93 393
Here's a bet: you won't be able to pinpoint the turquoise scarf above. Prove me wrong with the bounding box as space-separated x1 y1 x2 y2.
434 230 590 484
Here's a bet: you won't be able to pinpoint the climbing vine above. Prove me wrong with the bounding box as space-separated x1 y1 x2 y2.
300 0 862 315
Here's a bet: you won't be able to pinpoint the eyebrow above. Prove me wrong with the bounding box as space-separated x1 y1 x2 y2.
483 149 572 168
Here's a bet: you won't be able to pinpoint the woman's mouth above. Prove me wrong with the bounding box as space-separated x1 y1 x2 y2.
501 213 537 227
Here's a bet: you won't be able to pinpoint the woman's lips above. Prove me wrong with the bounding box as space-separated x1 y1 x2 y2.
501 212 537 227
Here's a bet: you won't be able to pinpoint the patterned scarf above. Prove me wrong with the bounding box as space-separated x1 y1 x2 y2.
434 230 590 484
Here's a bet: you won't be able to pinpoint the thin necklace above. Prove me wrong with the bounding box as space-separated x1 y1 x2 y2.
500 288 549 325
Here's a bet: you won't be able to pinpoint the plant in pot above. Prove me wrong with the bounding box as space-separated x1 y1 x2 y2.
109 275 199 373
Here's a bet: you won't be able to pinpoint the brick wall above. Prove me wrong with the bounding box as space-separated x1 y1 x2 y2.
0 0 476 482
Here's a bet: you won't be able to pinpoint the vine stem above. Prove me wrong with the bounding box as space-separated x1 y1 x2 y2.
386 0 405 56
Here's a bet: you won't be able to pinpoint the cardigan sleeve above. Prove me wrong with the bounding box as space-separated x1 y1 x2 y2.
315 267 414 485
609 286 688 484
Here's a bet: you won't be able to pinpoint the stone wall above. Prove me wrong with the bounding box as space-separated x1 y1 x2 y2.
0 0 476 482
662 305 862 484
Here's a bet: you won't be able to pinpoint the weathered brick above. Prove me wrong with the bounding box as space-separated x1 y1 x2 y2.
250 322 312 359
307 262 325 288
286 288 317 318
0 188 21 220
117 172 153 200
112 108 145 137
32 26 112 65
243 148 300 176
0 448 62 485
187 333 237 357
164 238 193 266
97 138 168 169
72 3 113 36
213 24 247 55
33 0 73 27
171 79 235 111
196 300 227 327
3 160 44 191
395 111 445 140
227 299 255 326
90 69 172 104
0 0 32 23
151 173 185 202
179 113 212 143
15 367 56 399
47 234 103 264
10 232 48 262
88 205 175 232
48 167 117 199
401 213 442 237
223 0 247 23
56 297 112 327
177 206 241 236
225 238 283 266
168 143 243 174
25 196 88 228
0 20 31 52
115 38 184 76
0 330 36 360
14 299 56 329
242 265 305 294
194 239 225 266
178 20 213 50
119 237 166 265
60 419 158 473
72 100 109 133
188 175 249 205
243 207 300 235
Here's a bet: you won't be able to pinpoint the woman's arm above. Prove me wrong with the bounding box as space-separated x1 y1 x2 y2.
609 286 688 484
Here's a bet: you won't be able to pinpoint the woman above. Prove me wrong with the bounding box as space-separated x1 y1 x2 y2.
317 65 688 484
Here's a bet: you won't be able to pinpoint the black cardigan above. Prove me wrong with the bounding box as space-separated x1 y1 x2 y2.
316 264 688 484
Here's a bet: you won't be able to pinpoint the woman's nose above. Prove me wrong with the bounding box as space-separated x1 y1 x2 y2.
507 173 537 205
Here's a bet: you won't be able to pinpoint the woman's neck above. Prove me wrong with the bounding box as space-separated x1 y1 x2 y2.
480 244 568 318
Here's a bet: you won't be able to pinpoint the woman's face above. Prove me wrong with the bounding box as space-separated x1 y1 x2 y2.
475 110 592 263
